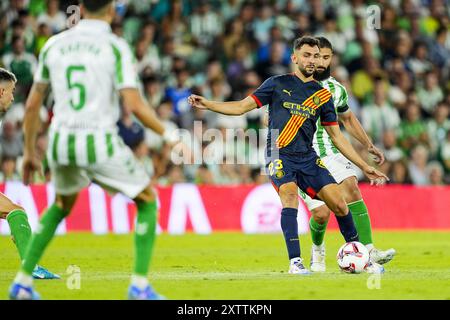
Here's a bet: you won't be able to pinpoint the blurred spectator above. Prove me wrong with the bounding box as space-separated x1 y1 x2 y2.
158 163 186 186
0 121 23 158
215 163 240 185
380 129 404 163
427 102 450 158
189 1 223 46
256 40 290 80
361 79 400 144
441 130 450 178
36 0 66 34
226 41 253 85
426 161 445 185
34 22 52 54
252 5 274 45
161 0 188 44
223 19 245 60
143 75 163 108
408 145 430 185
388 159 411 184
417 71 444 116
144 99 178 151
398 103 429 154
0 156 21 182
2 35 37 101
407 41 433 77
165 68 193 129
428 26 450 69
195 163 215 185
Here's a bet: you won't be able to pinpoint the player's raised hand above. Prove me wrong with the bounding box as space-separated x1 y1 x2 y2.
363 166 390 186
22 155 43 185
188 94 209 109
368 145 385 165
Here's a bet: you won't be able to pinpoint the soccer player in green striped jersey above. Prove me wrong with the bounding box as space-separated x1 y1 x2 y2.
0 68 59 280
9 0 177 300
300 37 395 272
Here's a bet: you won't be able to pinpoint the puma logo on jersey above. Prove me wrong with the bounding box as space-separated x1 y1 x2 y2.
283 89 292 96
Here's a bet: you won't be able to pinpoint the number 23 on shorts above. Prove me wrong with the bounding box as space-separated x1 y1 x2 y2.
268 159 283 176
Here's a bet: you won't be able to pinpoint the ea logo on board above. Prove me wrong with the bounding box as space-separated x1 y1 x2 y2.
241 184 309 234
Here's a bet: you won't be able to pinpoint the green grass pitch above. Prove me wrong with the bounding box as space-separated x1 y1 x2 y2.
1 231 449 299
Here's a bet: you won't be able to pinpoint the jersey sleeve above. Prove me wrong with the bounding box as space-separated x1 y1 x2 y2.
249 77 275 108
34 38 54 84
320 97 338 126
336 83 349 114
111 38 139 90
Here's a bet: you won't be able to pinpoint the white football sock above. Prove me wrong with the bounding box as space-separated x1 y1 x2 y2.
312 243 324 251
131 274 148 290
14 271 33 287
366 244 374 252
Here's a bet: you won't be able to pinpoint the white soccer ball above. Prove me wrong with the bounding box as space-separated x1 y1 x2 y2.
337 241 370 273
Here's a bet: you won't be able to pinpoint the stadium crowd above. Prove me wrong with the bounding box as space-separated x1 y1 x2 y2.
0 0 449 185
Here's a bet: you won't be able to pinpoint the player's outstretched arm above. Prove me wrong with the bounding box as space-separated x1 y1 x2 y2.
338 110 385 165
324 124 389 186
22 83 48 184
188 94 258 116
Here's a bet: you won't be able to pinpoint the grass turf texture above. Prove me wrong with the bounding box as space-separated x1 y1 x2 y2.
1 231 449 300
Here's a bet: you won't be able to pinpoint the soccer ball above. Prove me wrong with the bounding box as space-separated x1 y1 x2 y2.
337 241 370 273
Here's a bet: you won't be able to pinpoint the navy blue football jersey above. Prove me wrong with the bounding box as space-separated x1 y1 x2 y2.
251 73 338 156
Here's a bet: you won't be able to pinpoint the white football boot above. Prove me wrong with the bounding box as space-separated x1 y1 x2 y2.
310 244 326 272
369 247 396 265
288 258 311 275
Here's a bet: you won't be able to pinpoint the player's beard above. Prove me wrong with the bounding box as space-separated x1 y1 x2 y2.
298 64 314 78
314 66 331 81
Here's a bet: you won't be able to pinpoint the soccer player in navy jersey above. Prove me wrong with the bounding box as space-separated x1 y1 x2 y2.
188 36 388 274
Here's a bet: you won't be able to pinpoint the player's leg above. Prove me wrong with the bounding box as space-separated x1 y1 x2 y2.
268 156 310 274
0 193 31 261
128 184 162 300
1 192 60 280
317 183 359 243
9 165 88 299
309 204 330 272
317 183 384 274
278 182 310 274
9 193 77 300
299 189 329 272
87 139 163 299
339 177 396 264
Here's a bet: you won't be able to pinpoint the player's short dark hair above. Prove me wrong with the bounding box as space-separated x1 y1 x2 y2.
293 36 319 51
0 68 17 83
315 36 334 52
81 0 113 13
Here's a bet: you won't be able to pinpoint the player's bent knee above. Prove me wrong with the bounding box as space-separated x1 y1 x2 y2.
332 199 349 216
279 192 298 208
341 177 362 203
312 205 330 224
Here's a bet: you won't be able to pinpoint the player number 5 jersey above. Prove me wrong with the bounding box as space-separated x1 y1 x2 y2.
34 19 139 166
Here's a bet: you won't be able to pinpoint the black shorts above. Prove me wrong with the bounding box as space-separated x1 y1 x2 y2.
266 151 336 199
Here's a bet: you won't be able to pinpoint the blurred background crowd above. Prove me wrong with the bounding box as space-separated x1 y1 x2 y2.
0 0 449 186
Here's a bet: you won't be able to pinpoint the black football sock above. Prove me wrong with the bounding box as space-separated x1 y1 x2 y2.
336 211 359 243
280 208 301 260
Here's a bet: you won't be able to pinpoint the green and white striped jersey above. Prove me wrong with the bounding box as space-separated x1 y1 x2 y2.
313 76 349 158
34 19 138 166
